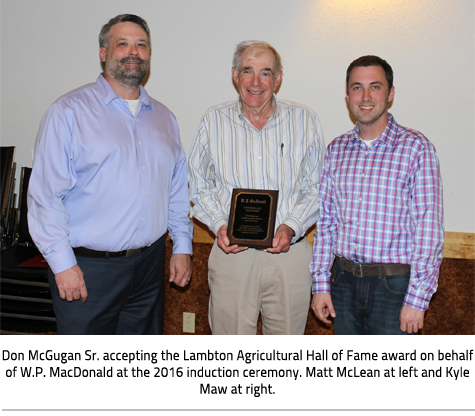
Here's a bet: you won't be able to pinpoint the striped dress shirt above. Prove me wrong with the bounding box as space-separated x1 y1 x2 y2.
310 113 444 311
188 97 325 239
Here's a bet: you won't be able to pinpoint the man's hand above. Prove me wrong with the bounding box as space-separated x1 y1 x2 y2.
217 225 248 254
169 254 192 287
55 265 87 303
400 304 424 333
266 224 293 254
311 293 336 324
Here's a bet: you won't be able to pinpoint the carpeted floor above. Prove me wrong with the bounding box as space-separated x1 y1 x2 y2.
163 241 475 335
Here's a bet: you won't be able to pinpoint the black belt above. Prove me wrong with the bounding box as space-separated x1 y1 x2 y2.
336 256 410 278
73 246 150 258
254 235 305 251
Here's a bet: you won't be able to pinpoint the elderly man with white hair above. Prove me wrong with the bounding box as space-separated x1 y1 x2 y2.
188 40 325 335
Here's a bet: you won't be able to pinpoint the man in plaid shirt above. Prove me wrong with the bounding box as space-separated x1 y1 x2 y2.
310 56 444 335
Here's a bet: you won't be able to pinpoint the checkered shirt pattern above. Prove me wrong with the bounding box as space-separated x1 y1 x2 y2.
310 114 444 311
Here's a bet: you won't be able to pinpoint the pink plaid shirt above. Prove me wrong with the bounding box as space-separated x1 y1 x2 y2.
310 114 444 311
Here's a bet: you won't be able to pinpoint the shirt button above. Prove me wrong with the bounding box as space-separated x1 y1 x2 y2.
142 166 145 170
142 218 145 221
145 192 148 195
359 197 362 201
138 142 141 145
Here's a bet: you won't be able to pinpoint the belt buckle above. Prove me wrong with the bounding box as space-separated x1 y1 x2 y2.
126 248 141 258
353 263 364 278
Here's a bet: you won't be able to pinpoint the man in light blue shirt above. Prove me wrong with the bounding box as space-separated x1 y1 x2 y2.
27 14 193 334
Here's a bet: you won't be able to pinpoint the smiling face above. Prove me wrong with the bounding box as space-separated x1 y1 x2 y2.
346 65 395 134
232 47 282 114
99 22 151 89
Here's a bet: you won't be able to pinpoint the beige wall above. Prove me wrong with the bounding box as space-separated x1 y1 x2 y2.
1 0 474 232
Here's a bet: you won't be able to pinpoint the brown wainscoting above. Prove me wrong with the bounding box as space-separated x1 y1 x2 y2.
163 240 475 335
443 232 475 259
191 218 475 260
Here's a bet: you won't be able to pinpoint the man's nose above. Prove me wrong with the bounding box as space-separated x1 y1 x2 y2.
129 45 138 55
362 88 371 101
251 73 260 86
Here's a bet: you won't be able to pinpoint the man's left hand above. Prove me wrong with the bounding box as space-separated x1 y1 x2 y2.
400 304 425 333
169 254 192 287
266 224 294 254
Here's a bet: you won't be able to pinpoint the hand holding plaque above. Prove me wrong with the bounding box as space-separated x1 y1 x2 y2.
227 188 278 249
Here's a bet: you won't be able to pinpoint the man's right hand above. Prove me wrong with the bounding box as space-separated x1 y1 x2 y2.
311 293 336 324
217 225 248 254
55 265 87 303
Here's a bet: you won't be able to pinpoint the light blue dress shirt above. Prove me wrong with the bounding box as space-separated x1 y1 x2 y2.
28 74 193 274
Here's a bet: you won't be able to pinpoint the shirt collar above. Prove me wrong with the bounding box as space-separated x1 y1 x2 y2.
352 113 398 148
96 73 153 109
236 94 280 121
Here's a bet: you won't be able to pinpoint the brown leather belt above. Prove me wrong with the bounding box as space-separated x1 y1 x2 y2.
336 256 410 278
73 246 149 258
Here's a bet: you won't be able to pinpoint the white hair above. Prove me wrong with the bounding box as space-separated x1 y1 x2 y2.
232 40 283 74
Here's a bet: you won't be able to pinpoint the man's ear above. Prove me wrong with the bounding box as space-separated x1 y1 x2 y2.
99 47 107 63
232 67 239 85
388 86 395 103
274 71 283 91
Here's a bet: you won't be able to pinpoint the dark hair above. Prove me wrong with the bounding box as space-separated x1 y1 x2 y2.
99 14 151 51
346 55 393 91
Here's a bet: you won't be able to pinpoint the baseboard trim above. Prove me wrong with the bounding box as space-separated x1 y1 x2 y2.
191 219 474 260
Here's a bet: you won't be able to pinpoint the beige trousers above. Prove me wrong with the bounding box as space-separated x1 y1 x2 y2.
208 238 312 335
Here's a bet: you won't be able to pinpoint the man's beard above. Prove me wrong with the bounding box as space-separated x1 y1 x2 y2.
106 56 150 88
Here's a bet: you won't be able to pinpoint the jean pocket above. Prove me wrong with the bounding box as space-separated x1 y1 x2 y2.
331 264 345 286
383 274 410 295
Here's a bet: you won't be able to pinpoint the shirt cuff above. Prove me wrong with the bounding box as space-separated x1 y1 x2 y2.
171 236 193 255
283 218 303 240
403 287 431 312
311 278 332 295
212 217 229 236
45 247 77 275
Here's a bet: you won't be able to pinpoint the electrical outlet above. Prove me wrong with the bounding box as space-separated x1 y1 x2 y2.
183 312 195 333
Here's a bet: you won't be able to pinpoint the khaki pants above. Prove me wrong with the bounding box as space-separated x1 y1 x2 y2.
208 238 312 335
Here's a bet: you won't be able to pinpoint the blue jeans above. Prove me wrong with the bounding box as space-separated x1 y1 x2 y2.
332 263 414 335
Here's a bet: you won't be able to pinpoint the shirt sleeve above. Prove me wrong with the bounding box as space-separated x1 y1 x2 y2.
188 118 228 236
283 113 326 239
27 103 78 275
310 146 338 294
404 139 444 311
167 151 193 255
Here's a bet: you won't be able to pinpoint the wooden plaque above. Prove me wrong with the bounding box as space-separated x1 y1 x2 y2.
227 188 278 249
